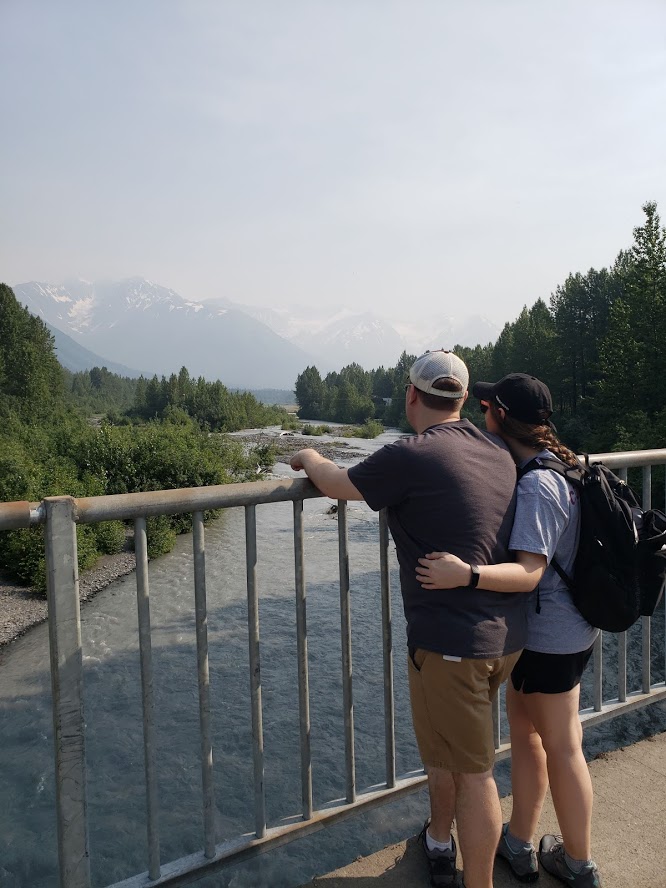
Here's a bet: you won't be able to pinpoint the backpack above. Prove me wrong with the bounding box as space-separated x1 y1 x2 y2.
518 455 666 633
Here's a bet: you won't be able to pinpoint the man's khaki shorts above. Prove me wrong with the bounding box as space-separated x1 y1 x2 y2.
407 648 522 774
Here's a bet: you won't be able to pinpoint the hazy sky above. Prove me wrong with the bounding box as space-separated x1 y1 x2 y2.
2 0 665 325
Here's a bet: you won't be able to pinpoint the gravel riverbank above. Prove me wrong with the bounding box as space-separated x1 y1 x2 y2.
236 431 369 464
0 552 137 648
0 437 368 648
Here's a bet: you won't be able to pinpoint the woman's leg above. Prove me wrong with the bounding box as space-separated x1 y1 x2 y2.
506 682 549 844
521 685 593 861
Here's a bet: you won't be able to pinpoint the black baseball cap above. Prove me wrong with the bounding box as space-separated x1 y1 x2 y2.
472 373 554 425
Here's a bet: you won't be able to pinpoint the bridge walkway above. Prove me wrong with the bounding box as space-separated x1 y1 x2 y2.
303 730 666 888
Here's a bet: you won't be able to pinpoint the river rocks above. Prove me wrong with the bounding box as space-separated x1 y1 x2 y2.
239 432 367 463
0 551 137 647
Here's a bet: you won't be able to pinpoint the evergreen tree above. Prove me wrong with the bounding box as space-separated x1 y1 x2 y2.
295 366 325 418
0 283 64 422
599 202 666 427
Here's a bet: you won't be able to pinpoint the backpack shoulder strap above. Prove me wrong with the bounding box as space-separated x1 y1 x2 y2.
549 556 574 589
516 456 580 589
517 456 584 484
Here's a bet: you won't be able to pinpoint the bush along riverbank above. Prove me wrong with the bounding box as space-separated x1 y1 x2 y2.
0 433 372 648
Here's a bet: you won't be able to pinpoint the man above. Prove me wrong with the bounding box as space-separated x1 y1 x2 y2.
290 350 527 888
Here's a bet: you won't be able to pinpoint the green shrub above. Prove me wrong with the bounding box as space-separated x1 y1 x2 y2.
77 525 100 573
337 420 383 438
0 527 46 592
93 520 126 555
145 515 177 560
0 407 283 589
353 420 383 439
0 526 100 595
301 424 329 436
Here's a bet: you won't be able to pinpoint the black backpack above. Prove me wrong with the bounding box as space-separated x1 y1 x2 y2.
518 455 666 632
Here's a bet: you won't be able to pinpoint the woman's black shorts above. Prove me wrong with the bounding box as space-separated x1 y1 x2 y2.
511 643 595 695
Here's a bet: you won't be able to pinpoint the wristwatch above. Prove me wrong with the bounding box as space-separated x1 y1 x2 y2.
467 564 481 588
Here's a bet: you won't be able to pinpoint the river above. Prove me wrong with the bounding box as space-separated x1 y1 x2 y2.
0 426 664 888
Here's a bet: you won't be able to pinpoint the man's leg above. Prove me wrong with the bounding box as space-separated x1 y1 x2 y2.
408 650 520 886
427 765 456 842
454 768 503 888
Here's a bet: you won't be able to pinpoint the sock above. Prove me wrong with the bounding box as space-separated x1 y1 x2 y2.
426 828 453 853
565 851 592 873
506 828 534 853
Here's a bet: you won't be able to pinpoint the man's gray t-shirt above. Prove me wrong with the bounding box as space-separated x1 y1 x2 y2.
348 419 528 659
509 450 599 654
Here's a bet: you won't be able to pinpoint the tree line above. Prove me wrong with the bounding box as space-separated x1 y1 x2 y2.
295 201 666 456
65 366 288 431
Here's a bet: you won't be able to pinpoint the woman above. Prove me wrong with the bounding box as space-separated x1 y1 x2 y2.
416 372 603 888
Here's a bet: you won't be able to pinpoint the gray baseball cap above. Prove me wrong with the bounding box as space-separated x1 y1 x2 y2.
409 350 469 399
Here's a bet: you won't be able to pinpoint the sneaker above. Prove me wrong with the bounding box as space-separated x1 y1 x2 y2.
496 822 539 883
419 820 458 887
538 835 603 887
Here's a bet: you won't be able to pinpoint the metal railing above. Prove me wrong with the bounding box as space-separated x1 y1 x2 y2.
1 449 665 888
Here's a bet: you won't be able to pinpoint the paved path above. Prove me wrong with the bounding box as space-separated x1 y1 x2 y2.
301 731 666 888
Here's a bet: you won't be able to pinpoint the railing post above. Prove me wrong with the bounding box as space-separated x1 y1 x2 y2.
642 467 652 694
44 496 91 888
192 511 216 858
337 500 356 804
593 632 603 712
293 500 313 820
245 504 266 837
135 516 161 880
379 510 396 788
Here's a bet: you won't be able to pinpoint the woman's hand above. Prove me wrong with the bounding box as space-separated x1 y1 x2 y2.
415 552 471 590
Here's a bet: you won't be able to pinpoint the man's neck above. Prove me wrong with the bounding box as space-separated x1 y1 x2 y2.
412 412 462 434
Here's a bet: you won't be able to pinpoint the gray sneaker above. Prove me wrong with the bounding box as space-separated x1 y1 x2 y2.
419 821 458 887
496 822 539 883
538 835 603 887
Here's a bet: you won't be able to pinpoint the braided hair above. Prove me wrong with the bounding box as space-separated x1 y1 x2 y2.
489 404 579 468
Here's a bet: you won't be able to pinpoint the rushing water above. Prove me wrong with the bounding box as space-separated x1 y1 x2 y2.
0 427 665 888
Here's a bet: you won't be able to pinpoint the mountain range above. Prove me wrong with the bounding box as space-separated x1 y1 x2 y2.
13 278 500 388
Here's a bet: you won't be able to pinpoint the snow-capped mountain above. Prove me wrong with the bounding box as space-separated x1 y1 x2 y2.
238 302 402 367
295 311 405 369
238 304 499 367
14 278 501 384
426 315 500 352
14 279 314 389
240 303 500 366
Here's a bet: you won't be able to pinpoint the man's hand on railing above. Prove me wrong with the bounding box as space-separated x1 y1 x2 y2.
290 448 364 501
290 448 319 472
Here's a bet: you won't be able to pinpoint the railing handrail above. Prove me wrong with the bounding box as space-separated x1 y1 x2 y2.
0 477 322 530
2 447 666 532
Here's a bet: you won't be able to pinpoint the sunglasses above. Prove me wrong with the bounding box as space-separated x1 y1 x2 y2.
479 402 489 413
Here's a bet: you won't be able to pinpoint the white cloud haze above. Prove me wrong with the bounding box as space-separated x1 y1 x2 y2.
2 0 665 327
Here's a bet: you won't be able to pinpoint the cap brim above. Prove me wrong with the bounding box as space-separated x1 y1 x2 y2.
472 381 495 401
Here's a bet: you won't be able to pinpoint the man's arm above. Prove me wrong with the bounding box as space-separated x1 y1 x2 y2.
290 448 364 501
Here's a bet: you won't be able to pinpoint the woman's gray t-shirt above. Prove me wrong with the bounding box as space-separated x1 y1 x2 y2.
509 450 599 655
